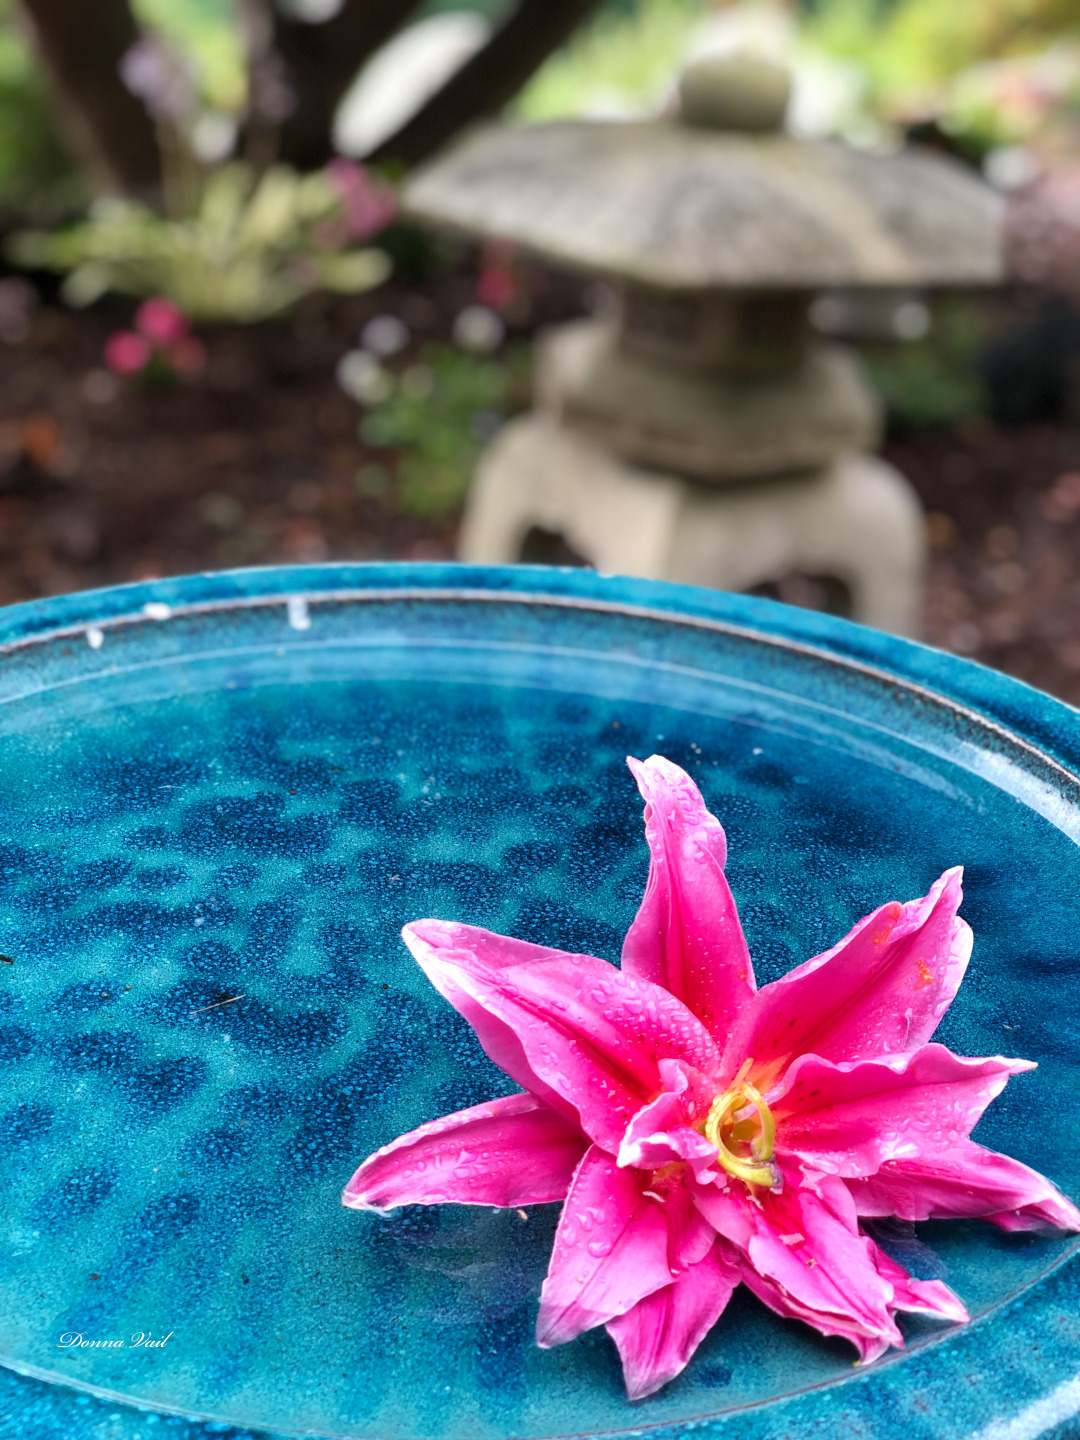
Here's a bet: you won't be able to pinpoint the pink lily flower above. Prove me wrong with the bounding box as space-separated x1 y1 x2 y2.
344 755 1080 1400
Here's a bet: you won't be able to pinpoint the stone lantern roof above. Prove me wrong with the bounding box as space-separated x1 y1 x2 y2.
404 55 1003 291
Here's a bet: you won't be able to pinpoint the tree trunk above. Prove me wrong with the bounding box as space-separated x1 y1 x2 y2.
368 0 604 168
17 0 160 194
274 0 425 173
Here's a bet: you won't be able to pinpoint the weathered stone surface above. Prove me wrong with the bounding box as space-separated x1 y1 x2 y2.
404 118 1002 289
618 287 812 374
535 318 880 481
460 413 925 635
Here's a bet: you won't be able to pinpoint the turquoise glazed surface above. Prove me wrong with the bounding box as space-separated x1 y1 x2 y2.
0 563 1078 1440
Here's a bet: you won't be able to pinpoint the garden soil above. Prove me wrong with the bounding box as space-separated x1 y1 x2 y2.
2 281 1080 705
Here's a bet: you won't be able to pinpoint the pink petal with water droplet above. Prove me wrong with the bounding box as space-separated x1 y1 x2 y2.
663 1169 718 1270
405 920 720 1154
847 1138 1080 1232
536 1147 674 1347
399 920 591 1125
693 1165 905 1360
739 1265 895 1364
618 1059 719 1180
537 1148 713 1347
341 1091 587 1211
607 1239 741 1400
622 755 755 1042
773 1043 1035 1178
726 868 972 1087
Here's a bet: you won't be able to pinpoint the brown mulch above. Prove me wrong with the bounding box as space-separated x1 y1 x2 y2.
0 288 465 597
2 284 1080 706
891 419 1080 707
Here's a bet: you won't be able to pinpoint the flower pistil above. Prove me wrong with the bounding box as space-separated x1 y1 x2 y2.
703 1060 779 1189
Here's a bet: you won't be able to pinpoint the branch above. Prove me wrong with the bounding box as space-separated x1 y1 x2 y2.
368 0 604 168
17 0 160 194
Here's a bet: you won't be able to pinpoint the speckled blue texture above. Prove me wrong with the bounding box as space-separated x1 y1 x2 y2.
0 563 1078 1440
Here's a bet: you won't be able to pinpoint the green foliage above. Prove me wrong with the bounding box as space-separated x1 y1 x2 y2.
802 0 1080 149
416 0 511 18
802 0 975 94
361 344 522 518
0 0 83 219
131 0 246 113
6 163 390 323
806 0 1079 84
863 298 988 431
518 0 705 120
518 0 1077 149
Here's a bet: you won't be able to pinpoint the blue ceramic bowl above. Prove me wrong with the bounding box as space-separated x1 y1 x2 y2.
0 563 1077 1440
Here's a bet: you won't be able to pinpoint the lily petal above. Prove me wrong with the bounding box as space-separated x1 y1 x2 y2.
618 1059 719 1179
774 1043 1035 1178
342 1092 587 1212
847 1139 1080 1232
607 1240 741 1400
738 1267 896 1364
693 1166 904 1361
536 1147 678 1348
868 1241 969 1325
405 920 721 1154
401 920 582 1123
726 868 972 1087
619 1125 721 1182
623 755 755 1043
661 1168 719 1270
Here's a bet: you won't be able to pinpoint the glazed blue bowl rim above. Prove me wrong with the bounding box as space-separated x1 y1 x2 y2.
0 555 1077 754
3 560 1080 1440
2 558 1078 781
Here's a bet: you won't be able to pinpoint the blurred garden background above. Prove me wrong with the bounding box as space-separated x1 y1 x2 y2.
1 0 1080 693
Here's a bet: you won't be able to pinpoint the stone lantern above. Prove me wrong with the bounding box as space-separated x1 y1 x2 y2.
403 55 1003 634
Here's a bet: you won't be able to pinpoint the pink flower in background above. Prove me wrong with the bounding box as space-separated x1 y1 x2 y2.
344 756 1080 1399
135 296 190 346
477 265 517 312
324 158 397 241
103 330 152 376
103 299 204 381
477 239 521 313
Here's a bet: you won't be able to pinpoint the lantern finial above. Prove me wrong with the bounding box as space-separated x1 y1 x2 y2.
678 52 791 134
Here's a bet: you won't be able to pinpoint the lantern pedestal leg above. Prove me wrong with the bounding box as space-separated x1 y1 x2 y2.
460 414 926 637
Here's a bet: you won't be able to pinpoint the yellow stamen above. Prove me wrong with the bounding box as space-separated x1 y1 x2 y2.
703 1077 778 1188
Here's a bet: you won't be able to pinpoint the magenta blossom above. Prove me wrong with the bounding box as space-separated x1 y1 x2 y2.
103 300 205 382
135 297 190 346
103 330 152 376
323 158 397 242
344 756 1080 1399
